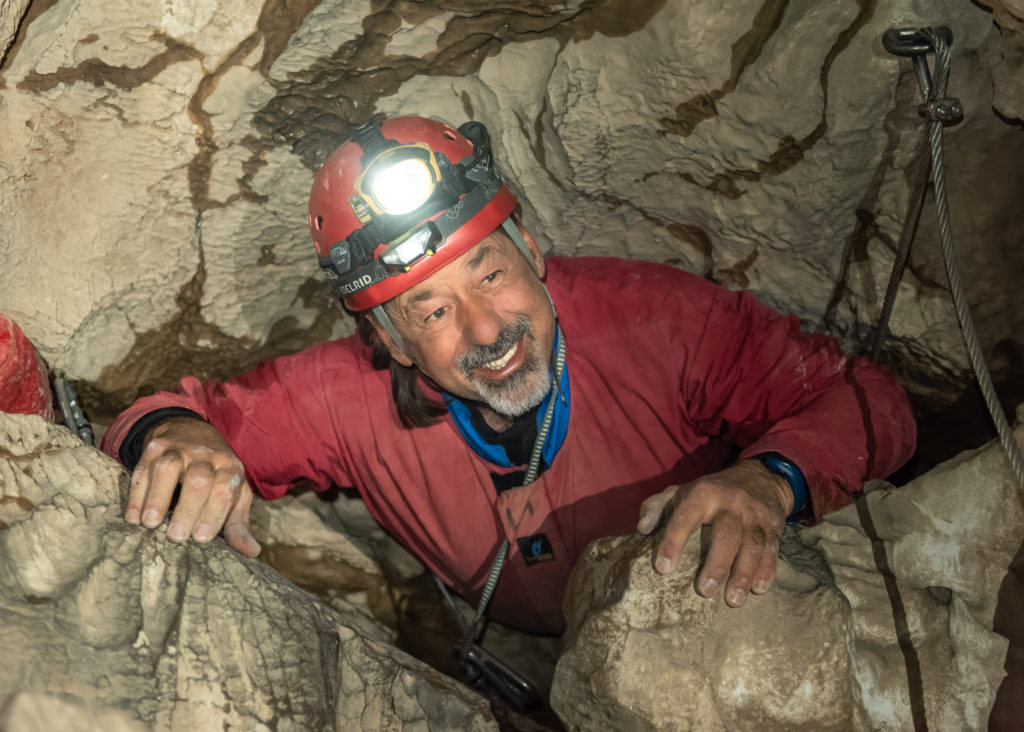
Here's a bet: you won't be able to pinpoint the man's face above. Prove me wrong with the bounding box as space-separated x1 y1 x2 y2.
379 226 555 418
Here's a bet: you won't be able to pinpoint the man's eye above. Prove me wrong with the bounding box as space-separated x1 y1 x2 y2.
484 270 502 283
425 307 446 322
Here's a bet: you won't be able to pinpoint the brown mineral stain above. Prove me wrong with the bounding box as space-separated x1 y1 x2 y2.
660 0 878 197
573 0 669 39
581 191 715 260
252 0 671 171
712 247 758 289
186 0 322 212
0 495 35 511
81 274 344 422
17 35 202 92
257 244 277 266
660 0 790 137
459 90 474 119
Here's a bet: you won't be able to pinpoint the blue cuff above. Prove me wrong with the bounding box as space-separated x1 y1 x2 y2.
755 453 810 524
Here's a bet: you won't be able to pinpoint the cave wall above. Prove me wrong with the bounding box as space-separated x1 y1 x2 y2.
0 0 1022 424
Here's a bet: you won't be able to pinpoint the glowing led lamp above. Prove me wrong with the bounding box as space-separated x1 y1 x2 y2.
381 226 440 271
368 158 435 216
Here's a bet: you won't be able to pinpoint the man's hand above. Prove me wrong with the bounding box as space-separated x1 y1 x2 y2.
125 417 261 557
636 460 792 608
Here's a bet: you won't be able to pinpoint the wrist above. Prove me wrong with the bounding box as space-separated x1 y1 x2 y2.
119 407 206 470
754 453 809 524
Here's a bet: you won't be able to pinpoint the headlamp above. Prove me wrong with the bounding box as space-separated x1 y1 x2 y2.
380 223 443 272
370 158 434 215
356 144 441 217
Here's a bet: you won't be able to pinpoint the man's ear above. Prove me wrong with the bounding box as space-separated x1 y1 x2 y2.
517 223 546 279
369 310 414 367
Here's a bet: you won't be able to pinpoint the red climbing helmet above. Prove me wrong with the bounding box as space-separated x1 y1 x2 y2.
308 116 518 311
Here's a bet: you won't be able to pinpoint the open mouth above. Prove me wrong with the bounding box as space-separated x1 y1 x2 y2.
482 342 518 370
469 334 527 380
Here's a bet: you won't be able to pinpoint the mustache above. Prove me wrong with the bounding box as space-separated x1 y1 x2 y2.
457 317 533 372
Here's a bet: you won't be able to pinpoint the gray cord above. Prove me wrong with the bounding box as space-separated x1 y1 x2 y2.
869 131 931 361
435 323 567 641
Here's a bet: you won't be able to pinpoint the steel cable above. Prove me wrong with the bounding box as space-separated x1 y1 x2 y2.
877 28 1024 490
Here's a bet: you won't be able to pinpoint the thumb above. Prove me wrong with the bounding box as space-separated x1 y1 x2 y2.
636 486 677 534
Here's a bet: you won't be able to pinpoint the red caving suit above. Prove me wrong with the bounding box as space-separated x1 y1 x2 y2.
102 258 917 633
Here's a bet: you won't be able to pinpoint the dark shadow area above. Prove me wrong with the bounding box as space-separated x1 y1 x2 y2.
886 360 1024 486
990 536 1024 731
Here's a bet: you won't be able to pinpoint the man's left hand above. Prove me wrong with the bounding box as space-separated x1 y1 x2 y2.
636 460 793 608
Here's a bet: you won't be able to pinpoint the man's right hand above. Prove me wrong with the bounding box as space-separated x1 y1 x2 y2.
125 416 261 557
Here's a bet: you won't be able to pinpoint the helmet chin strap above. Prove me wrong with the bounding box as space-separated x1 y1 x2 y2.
501 217 559 318
372 305 409 359
373 218 553 363
501 218 538 274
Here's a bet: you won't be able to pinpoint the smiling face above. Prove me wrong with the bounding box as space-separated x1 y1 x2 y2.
373 224 555 421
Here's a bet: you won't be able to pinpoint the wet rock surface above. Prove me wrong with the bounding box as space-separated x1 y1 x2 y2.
551 422 1024 731
0 411 497 730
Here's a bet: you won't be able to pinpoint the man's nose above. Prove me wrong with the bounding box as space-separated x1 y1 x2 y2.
460 295 505 347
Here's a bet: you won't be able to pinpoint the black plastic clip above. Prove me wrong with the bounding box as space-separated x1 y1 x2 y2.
456 640 542 712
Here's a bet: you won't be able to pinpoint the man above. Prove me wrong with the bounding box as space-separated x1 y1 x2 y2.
101 116 916 635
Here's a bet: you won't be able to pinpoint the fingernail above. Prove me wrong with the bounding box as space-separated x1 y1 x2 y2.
125 508 140 524
700 577 719 595
194 523 212 542
655 556 672 574
167 523 186 542
142 509 160 528
752 579 769 594
728 589 746 606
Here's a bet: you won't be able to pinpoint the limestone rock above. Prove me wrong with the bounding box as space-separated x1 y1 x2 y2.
552 426 1024 730
249 489 424 631
0 692 145 732
0 0 30 63
976 0 1024 121
0 411 496 730
552 530 860 731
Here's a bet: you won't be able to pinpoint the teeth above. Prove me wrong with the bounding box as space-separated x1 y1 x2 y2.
482 343 517 370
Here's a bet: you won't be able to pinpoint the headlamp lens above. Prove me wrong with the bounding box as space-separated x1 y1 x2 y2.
381 225 443 272
370 158 435 216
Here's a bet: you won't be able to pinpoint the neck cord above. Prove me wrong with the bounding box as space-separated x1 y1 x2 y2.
435 323 567 641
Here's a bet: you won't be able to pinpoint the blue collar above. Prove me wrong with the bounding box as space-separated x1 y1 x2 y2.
442 330 570 470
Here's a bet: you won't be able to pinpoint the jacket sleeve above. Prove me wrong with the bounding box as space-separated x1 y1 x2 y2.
678 282 917 520
100 343 362 500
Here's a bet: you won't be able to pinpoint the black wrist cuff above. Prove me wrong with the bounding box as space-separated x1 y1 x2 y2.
118 407 206 471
